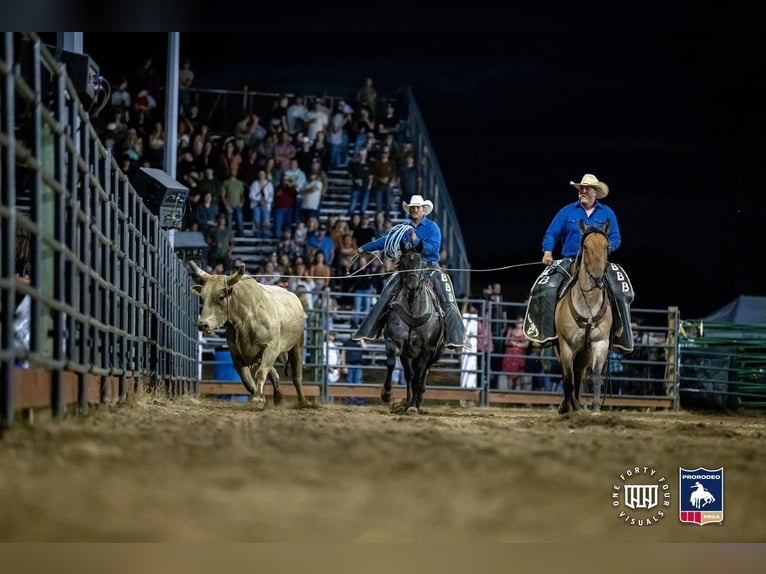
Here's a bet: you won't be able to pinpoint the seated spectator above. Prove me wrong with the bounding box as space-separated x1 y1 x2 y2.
255 260 281 286
277 228 304 262
196 191 219 233
307 224 335 265
308 250 332 290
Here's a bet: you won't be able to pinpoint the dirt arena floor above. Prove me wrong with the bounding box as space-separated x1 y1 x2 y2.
0 392 764 542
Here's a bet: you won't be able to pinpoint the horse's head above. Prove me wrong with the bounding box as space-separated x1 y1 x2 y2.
578 220 610 290
397 242 425 294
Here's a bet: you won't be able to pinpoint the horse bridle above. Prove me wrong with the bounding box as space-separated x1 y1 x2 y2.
569 228 610 327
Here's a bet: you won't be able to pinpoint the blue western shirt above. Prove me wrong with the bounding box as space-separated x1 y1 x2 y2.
542 200 622 257
361 216 441 263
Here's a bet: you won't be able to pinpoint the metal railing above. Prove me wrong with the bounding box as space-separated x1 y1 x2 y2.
198 292 683 409
1 33 199 426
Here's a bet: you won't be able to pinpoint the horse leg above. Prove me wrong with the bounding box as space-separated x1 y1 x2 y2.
402 357 417 410
413 366 429 412
382 341 398 403
556 346 575 414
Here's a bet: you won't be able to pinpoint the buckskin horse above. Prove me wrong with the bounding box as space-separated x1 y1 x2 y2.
381 242 445 413
554 220 613 414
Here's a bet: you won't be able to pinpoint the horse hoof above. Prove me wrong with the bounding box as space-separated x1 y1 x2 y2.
273 391 283 406
250 396 267 410
406 406 419 415
381 391 392 403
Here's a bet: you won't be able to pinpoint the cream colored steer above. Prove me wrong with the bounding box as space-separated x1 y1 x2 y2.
190 261 306 407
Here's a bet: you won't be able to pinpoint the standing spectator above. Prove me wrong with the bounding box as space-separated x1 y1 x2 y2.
351 214 381 245
285 158 307 193
286 95 308 136
305 98 329 143
356 77 377 120
299 171 323 224
489 283 507 380
183 190 202 231
476 302 494 380
110 77 131 123
249 169 274 237
195 140 216 174
218 138 242 180
498 319 529 391
272 175 297 240
371 147 396 215
269 95 290 135
274 129 296 175
197 167 222 208
147 122 165 167
240 147 262 189
346 148 373 216
310 130 330 171
295 136 315 174
206 213 235 270
178 57 195 115
221 169 246 237
376 101 402 145
329 100 352 169
135 57 159 100
397 153 422 212
351 106 376 152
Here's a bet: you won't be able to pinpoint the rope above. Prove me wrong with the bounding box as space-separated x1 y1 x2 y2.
382 223 414 260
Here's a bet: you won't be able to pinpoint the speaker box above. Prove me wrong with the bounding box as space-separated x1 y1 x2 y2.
132 167 189 229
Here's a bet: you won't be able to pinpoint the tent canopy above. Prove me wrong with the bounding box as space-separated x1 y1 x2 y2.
705 295 766 326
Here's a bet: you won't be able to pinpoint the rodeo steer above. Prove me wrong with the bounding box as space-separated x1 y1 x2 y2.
189 261 307 407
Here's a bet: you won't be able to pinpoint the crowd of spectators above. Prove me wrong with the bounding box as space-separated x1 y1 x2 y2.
96 63 433 322
90 59 671 398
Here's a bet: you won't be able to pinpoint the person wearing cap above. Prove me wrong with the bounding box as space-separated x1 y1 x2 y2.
523 173 634 353
352 194 468 349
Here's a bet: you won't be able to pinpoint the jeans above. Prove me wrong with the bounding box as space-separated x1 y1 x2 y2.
347 186 371 216
353 287 374 325
346 366 362 384
374 185 393 214
274 207 293 240
252 205 271 237
229 206 245 236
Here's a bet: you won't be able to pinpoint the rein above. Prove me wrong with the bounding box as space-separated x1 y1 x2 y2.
566 284 609 329
391 256 434 328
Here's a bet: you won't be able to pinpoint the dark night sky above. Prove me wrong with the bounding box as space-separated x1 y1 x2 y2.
79 15 765 319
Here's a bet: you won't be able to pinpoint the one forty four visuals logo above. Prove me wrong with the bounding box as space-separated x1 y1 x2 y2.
679 467 724 525
612 466 671 526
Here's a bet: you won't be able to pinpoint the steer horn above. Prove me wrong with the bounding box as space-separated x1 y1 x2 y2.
228 263 246 286
188 260 210 283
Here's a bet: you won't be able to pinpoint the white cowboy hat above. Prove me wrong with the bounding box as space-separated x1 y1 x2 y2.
570 173 609 199
402 194 433 216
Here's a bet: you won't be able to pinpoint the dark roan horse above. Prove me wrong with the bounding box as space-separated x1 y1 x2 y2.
381 242 445 413
554 220 613 414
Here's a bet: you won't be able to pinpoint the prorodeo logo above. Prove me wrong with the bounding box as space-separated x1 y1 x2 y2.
679 467 724 526
611 466 671 526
